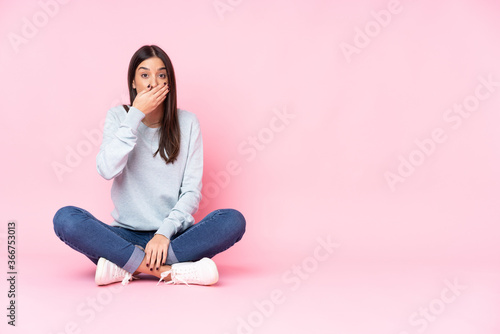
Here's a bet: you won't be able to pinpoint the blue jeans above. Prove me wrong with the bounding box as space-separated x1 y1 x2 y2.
53 206 245 273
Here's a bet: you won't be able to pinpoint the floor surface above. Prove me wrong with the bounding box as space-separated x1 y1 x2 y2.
3 252 498 334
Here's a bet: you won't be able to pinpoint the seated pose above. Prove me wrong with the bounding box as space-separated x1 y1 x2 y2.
53 45 246 286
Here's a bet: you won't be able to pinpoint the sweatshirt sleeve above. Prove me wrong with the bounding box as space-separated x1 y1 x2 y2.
155 116 203 239
96 106 145 180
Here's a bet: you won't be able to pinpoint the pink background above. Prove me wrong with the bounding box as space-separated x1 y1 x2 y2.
1 0 499 333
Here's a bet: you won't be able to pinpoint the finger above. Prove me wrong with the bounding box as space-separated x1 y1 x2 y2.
154 82 168 92
152 85 168 98
156 247 165 270
155 251 163 271
138 84 152 94
161 244 168 266
150 249 158 271
142 85 155 96
154 97 167 109
152 93 167 107
145 247 151 268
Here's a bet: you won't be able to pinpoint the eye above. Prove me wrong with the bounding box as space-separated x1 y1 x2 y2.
141 73 148 78
159 73 166 79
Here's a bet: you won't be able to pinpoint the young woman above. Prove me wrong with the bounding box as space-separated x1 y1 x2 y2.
53 45 246 286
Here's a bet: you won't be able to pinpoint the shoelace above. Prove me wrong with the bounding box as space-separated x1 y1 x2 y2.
157 269 179 286
121 272 133 285
109 263 134 286
157 266 196 286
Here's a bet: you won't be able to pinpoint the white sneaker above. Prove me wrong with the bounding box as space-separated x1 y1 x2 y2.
95 257 135 286
157 257 219 286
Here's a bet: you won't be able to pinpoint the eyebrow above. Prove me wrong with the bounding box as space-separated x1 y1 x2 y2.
138 66 167 71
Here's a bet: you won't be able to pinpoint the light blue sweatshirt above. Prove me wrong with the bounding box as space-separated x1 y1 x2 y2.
96 105 203 240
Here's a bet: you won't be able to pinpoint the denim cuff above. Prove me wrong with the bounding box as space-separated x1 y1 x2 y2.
122 246 145 273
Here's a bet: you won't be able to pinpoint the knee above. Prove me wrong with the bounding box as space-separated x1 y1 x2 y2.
222 208 246 241
53 206 80 237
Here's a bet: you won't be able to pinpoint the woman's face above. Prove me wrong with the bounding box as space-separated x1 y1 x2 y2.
132 57 169 93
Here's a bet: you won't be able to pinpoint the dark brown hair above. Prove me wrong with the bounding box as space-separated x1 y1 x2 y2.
124 45 180 164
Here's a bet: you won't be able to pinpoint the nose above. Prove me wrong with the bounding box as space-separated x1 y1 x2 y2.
151 77 158 87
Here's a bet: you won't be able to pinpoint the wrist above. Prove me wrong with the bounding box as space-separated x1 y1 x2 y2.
154 233 170 241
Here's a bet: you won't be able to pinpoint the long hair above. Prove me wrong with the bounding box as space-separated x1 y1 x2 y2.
124 45 180 164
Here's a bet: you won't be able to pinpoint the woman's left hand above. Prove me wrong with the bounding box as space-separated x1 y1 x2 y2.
145 234 170 271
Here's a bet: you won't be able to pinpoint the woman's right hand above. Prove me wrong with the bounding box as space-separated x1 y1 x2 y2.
132 83 169 115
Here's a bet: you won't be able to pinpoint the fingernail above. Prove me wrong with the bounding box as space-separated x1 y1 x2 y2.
156 267 159 270
150 268 153 271
146 263 149 267
147 84 151 88
164 82 167 85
